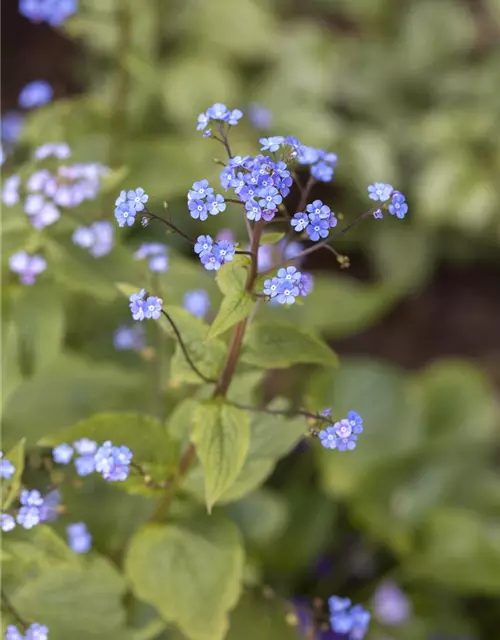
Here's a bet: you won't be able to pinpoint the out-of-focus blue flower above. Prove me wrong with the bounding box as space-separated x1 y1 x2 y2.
247 104 272 129
53 443 74 465
39 488 61 523
1 514 16 532
18 80 53 109
259 136 285 152
0 452 15 479
134 242 168 272
67 522 92 553
367 182 393 202
329 597 370 640
19 0 78 26
94 441 132 481
5 622 49 640
114 325 145 351
183 289 210 318
2 175 21 206
73 221 114 258
16 490 44 529
372 580 411 626
74 438 97 476
34 142 71 160
1 111 24 144
9 251 47 285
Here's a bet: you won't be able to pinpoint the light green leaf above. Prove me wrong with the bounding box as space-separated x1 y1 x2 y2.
216 255 251 295
1 438 25 510
1 321 23 412
40 412 178 494
242 322 338 369
10 556 127 639
125 514 244 640
206 291 254 341
161 306 226 385
191 401 251 512
14 281 65 374
226 592 298 640
225 488 289 545
260 232 286 245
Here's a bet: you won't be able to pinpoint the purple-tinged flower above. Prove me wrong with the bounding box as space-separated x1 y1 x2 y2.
188 198 209 221
188 179 214 201
319 426 338 450
367 182 393 202
18 80 53 109
183 289 210 318
74 438 97 456
372 580 411 626
298 272 314 297
127 187 148 212
197 112 209 131
1 111 24 144
67 522 92 554
282 240 304 262
73 221 114 258
30 202 60 230
17 490 44 529
207 103 230 121
134 242 168 272
39 488 61 523
114 201 136 227
257 245 273 272
94 441 132 481
216 228 235 243
297 145 322 165
388 191 408 219
263 277 280 298
333 420 358 452
1 514 16 532
291 212 309 232
144 295 163 320
228 109 243 126
26 622 49 640
328 597 370 639
247 104 272 130
74 456 96 476
2 174 21 206
9 251 47 285
0 452 15 479
114 325 145 351
27 169 52 192
129 289 147 321
259 136 285 152
200 252 222 271
213 240 235 264
52 443 74 465
306 215 329 242
194 235 213 255
206 193 226 215
373 209 383 219
34 142 71 160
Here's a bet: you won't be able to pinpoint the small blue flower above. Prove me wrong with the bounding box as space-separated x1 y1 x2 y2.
258 186 282 210
298 272 313 297
206 193 226 215
367 182 393 202
114 201 136 227
228 109 243 126
134 243 169 273
213 240 235 264
291 212 309 232
311 161 333 182
0 452 15 479
277 266 301 283
67 522 92 554
319 426 338 450
306 215 329 241
73 221 114 258
129 289 147 321
9 251 47 285
20 0 77 25
329 596 370 639
17 490 44 530
194 235 213 255
259 136 285 152
203 129 212 138
34 142 71 160
127 187 149 212
53 443 74 465
372 580 411 626
114 325 145 351
188 179 214 200
1 514 16 532
245 199 263 221
306 200 331 219
276 281 299 305
247 104 272 129
1 111 24 144
188 198 209 221
207 103 230 121
39 488 61 523
18 80 53 109
183 289 210 318
2 174 21 206
200 252 222 271
388 191 408 219
75 456 96 476
263 277 280 298
197 112 209 131
143 296 163 320
74 438 98 456
94 441 132 481
347 410 363 434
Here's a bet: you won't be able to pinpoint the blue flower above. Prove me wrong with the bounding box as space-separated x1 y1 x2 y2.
207 103 230 121
291 212 308 232
129 289 147 321
20 0 77 25
188 198 209 221
2 174 21 206
277 266 301 283
114 325 145 351
333 419 358 451
53 443 74 464
194 235 213 255
74 438 98 456
144 295 163 320
74 438 98 476
298 272 314 296
263 277 280 298
329 597 370 639
206 193 226 215
94 441 132 481
183 289 210 318
245 199 263 221
373 208 383 219
18 80 53 109
388 191 408 219
17 490 44 529
213 240 235 264
200 252 222 271
9 251 47 285
6 623 49 640
259 136 285 152
188 179 214 200
247 104 272 129
276 281 299 305
367 182 393 202
306 215 329 241
21 490 43 508
306 200 331 219
73 221 114 258
114 201 136 227
258 186 282 210
127 187 149 212
67 522 92 554
39 488 61 523
75 456 96 476
1 111 24 144
33 141 71 160
134 243 169 273
0 452 15 479
1 514 16 532
372 580 411 626
319 426 338 450
197 112 209 131
347 410 363 434
202 129 212 138
311 161 333 182
228 109 243 126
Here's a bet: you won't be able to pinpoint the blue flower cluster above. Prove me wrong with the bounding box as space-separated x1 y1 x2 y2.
291 199 338 241
196 102 243 136
67 522 92 554
129 290 163 321
5 622 48 640
9 251 47 285
318 410 363 451
1 111 24 145
134 242 169 272
18 80 53 109
297 145 338 182
52 438 133 481
329 596 370 639
113 325 145 351
114 187 149 227
72 221 114 258
0 488 61 532
183 289 210 318
263 266 313 305
0 452 15 479
187 180 226 221
367 182 409 219
194 235 235 271
19 0 77 26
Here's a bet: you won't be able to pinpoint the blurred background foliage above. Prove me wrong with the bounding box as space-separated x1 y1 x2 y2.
2 0 500 639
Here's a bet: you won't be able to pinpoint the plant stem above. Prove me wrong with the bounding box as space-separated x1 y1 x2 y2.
296 175 316 214
144 210 194 244
227 401 325 422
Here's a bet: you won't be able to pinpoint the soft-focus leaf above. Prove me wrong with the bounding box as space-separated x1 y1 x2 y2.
1 438 25 510
206 291 254 341
125 514 244 640
226 591 298 640
216 255 251 296
225 488 289 545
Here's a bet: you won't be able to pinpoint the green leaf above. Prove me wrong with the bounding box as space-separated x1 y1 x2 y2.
14 281 65 374
10 556 127 639
225 488 289 545
191 400 251 512
242 322 338 369
216 255 251 295
1 438 25 510
40 412 178 494
1 321 23 412
206 291 254 341
125 513 244 640
161 306 226 385
226 592 298 640
260 232 286 245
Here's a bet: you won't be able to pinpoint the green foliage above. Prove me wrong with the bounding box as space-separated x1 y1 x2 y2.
125 513 244 640
191 401 251 512
242 322 338 368
1 439 25 510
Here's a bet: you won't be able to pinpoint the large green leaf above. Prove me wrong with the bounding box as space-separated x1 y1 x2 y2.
242 322 338 369
226 592 298 640
10 556 127 639
40 412 178 494
216 255 251 296
191 401 251 511
1 438 25 510
125 514 244 640
206 291 254 341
